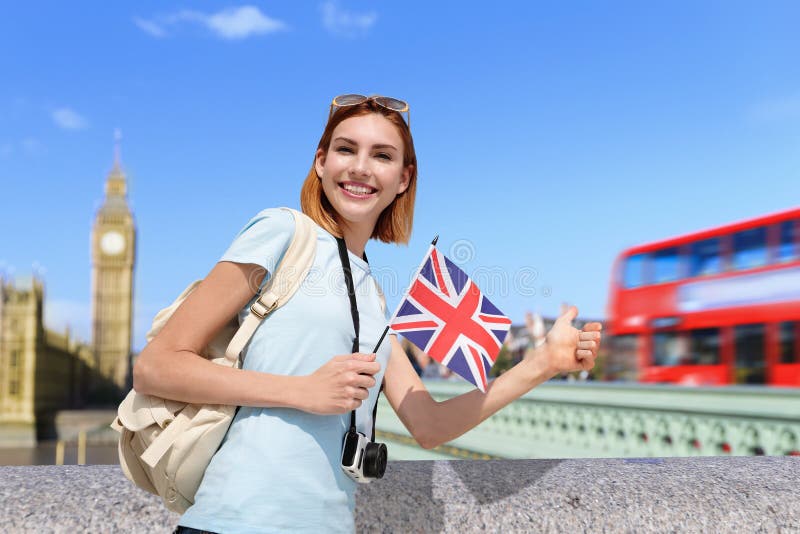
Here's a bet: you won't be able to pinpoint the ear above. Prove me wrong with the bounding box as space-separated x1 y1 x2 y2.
314 148 326 179
397 164 413 195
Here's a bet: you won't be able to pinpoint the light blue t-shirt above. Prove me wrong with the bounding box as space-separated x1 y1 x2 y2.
179 208 392 534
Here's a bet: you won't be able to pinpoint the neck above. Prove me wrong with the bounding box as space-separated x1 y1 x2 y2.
338 219 373 259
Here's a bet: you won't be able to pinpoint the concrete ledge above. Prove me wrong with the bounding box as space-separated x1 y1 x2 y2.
1 458 799 532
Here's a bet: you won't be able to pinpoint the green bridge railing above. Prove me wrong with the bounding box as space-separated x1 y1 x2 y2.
376 381 800 460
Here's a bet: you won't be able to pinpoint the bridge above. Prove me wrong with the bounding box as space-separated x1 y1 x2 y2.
6 381 797 467
376 381 800 460
24 381 800 465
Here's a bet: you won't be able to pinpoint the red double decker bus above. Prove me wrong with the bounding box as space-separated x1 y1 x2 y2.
606 207 800 386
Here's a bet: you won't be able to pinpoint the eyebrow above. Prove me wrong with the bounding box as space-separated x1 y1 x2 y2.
333 136 399 152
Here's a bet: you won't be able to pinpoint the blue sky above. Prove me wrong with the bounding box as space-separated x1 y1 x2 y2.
1 1 798 352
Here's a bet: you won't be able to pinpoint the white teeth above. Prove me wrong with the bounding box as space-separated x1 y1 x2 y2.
342 184 374 195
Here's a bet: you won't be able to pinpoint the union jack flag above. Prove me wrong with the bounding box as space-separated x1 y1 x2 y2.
389 244 512 392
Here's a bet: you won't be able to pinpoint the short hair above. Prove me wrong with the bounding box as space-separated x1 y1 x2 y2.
300 100 417 244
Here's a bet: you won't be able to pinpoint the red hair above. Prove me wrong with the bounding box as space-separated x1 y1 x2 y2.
300 100 417 244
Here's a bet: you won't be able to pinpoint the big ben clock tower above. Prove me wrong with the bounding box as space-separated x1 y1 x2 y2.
91 134 136 392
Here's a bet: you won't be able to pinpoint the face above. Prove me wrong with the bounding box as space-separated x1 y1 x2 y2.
315 113 411 234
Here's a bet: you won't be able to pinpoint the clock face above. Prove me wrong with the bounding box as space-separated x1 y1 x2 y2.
100 231 125 256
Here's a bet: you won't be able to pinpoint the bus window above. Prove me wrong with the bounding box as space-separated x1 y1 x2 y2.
733 227 767 270
653 332 685 367
653 247 681 283
623 254 648 288
690 238 722 277
779 321 798 364
734 324 766 384
777 220 798 262
607 335 639 381
688 328 720 365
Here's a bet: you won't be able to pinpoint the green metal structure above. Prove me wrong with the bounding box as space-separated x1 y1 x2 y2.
376 381 800 461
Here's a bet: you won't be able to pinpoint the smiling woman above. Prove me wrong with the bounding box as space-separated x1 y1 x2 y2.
301 98 418 251
130 94 601 534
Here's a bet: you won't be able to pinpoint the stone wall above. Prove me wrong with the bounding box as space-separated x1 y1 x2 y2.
1 457 799 532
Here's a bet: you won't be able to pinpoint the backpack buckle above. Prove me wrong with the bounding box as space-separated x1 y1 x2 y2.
250 299 278 319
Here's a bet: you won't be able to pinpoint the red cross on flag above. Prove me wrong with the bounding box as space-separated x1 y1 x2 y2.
389 241 512 392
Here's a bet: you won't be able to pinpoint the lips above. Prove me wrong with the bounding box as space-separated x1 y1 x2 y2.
339 181 378 198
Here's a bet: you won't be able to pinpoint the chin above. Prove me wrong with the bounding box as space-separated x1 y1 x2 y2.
336 202 385 225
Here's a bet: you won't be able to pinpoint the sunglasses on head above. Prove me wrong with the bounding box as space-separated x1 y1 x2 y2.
329 94 410 128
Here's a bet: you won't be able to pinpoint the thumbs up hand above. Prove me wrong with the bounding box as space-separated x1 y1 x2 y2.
542 306 603 377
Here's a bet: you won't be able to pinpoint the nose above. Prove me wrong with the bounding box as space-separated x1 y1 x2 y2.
349 153 372 179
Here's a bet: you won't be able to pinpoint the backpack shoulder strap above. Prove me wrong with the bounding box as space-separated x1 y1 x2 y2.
224 207 317 362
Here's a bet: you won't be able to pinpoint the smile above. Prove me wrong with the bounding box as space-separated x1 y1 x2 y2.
339 182 378 198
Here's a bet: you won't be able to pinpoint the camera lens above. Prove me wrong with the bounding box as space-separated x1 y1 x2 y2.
363 442 388 479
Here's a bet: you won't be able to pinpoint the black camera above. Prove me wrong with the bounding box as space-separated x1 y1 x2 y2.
340 428 387 483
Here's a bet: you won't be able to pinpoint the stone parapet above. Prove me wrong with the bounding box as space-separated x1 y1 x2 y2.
377 381 800 459
1 457 798 532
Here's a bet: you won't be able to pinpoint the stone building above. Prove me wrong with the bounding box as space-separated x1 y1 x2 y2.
0 276 96 446
90 159 136 392
0 150 137 446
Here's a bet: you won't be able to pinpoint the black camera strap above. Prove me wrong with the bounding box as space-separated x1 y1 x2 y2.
335 237 380 442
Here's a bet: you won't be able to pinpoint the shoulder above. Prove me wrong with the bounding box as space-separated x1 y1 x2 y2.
239 207 296 236
229 207 300 247
219 207 300 272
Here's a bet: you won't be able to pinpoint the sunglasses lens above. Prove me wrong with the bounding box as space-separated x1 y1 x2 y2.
375 96 408 112
329 94 410 127
334 94 368 106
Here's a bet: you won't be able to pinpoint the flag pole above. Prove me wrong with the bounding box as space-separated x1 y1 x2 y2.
371 325 390 353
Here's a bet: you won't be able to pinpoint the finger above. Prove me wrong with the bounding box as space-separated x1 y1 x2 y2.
558 305 579 323
579 331 601 341
353 374 377 389
349 360 381 376
345 385 369 399
577 340 597 351
353 387 370 401
582 322 603 332
576 349 593 359
352 353 377 361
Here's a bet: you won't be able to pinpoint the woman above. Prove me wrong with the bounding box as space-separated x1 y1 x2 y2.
133 94 602 534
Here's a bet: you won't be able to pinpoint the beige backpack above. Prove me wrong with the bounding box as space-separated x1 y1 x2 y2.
110 208 317 514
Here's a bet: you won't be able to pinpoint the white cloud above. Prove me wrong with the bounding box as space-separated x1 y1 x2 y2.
133 16 167 38
320 1 377 38
135 6 286 40
750 94 800 122
203 6 286 39
52 107 88 130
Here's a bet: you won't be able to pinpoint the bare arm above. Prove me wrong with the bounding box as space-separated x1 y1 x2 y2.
133 261 305 408
383 335 553 449
133 260 383 414
383 306 602 449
